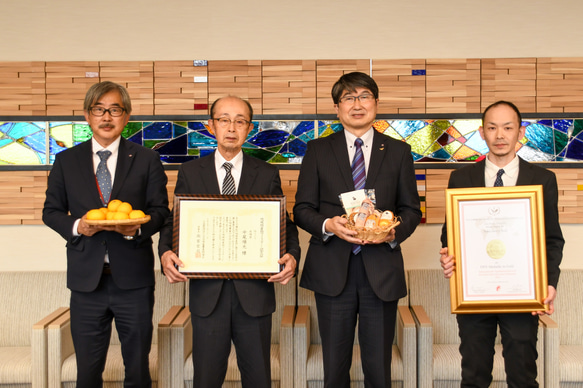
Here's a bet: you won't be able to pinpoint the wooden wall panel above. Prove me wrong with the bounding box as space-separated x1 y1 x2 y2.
208 60 262 114
426 59 481 114
262 60 316 114
481 58 536 113
154 60 209 115
2 168 582 225
45 61 100 115
0 61 46 116
100 61 154 115
373 59 426 114
316 60 370 114
537 57 583 113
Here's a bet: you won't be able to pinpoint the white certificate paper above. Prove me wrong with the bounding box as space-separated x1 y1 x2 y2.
177 199 281 274
459 198 535 301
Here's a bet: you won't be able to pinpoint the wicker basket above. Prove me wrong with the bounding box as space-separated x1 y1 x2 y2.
342 212 401 242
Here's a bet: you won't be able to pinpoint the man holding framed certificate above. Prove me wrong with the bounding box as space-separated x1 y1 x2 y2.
158 96 300 388
440 100 565 387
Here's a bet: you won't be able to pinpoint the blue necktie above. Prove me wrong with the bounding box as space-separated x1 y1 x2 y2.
351 138 366 254
494 169 504 187
96 150 112 205
222 162 236 195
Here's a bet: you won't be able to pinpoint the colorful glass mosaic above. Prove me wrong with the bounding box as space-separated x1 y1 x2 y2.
2 118 583 165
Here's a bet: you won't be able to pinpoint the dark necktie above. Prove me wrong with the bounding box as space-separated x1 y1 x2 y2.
351 138 366 254
96 150 112 205
494 169 505 187
222 162 236 195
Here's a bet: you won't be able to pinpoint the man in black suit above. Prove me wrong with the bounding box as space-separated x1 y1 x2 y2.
440 100 564 387
43 81 170 387
293 72 422 387
158 96 300 388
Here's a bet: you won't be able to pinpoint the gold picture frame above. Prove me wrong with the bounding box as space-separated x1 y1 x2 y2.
445 185 548 314
172 194 286 279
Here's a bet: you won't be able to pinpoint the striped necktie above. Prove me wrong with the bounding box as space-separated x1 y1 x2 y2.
351 138 366 254
96 150 112 205
222 162 236 195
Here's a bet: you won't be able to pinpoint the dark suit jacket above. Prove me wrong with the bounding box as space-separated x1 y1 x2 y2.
293 130 422 302
43 138 170 292
158 152 301 318
440 158 564 287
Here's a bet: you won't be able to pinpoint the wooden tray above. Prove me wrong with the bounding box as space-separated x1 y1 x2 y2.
85 215 151 226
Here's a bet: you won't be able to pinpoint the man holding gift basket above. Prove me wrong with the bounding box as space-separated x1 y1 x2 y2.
293 71 422 387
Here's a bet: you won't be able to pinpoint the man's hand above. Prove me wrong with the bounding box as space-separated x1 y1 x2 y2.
77 215 140 238
160 250 188 283
268 253 297 285
532 285 557 316
324 216 365 245
439 247 455 278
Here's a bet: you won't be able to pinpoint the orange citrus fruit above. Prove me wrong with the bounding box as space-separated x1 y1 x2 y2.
117 202 133 214
98 207 109 215
106 212 116 220
107 199 122 212
129 209 146 219
112 212 129 220
86 209 106 220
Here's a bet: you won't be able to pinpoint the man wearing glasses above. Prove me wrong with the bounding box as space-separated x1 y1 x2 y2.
158 96 300 388
43 81 169 387
294 72 422 387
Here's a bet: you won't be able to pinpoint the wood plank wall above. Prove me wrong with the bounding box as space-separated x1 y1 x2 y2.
2 168 582 225
4 57 583 115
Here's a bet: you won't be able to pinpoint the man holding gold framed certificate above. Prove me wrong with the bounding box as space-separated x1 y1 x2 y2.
439 101 565 387
158 96 300 388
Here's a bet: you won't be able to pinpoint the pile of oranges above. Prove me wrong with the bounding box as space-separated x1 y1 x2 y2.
85 199 146 221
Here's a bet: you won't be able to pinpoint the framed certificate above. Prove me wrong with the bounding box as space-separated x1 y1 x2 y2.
445 185 548 314
172 194 286 279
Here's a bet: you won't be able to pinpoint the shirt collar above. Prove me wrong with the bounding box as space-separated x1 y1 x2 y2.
485 155 519 180
214 150 244 171
92 137 121 155
344 127 374 149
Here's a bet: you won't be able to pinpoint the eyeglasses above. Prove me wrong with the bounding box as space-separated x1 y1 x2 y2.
212 117 251 129
89 106 126 117
339 94 376 104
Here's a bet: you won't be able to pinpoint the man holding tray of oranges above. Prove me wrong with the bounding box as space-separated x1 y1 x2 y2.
43 81 169 387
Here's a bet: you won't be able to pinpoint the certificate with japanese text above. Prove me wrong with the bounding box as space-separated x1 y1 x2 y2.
172 194 285 279
445 185 548 314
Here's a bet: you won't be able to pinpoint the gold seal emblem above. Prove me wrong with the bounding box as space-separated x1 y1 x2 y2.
486 239 506 259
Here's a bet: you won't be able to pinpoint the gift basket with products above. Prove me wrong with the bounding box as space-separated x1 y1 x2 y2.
340 189 400 242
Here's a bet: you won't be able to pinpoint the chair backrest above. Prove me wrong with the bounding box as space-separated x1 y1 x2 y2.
297 270 409 346
0 271 70 347
408 269 459 345
110 270 185 345
551 269 583 346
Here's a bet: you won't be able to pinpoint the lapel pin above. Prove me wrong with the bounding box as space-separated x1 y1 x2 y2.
380 144 385 150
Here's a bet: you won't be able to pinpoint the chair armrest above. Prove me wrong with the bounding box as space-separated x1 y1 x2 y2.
158 306 184 388
539 315 559 388
48 310 75 388
32 307 69 388
280 305 296 388
410 305 433 388
170 308 192 388
293 305 310 387
397 305 416 388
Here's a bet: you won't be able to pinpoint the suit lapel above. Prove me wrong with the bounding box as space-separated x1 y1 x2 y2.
77 140 104 207
238 154 259 194
199 152 221 194
471 160 487 187
111 138 134 200
365 131 388 189
330 131 355 190
516 157 534 186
